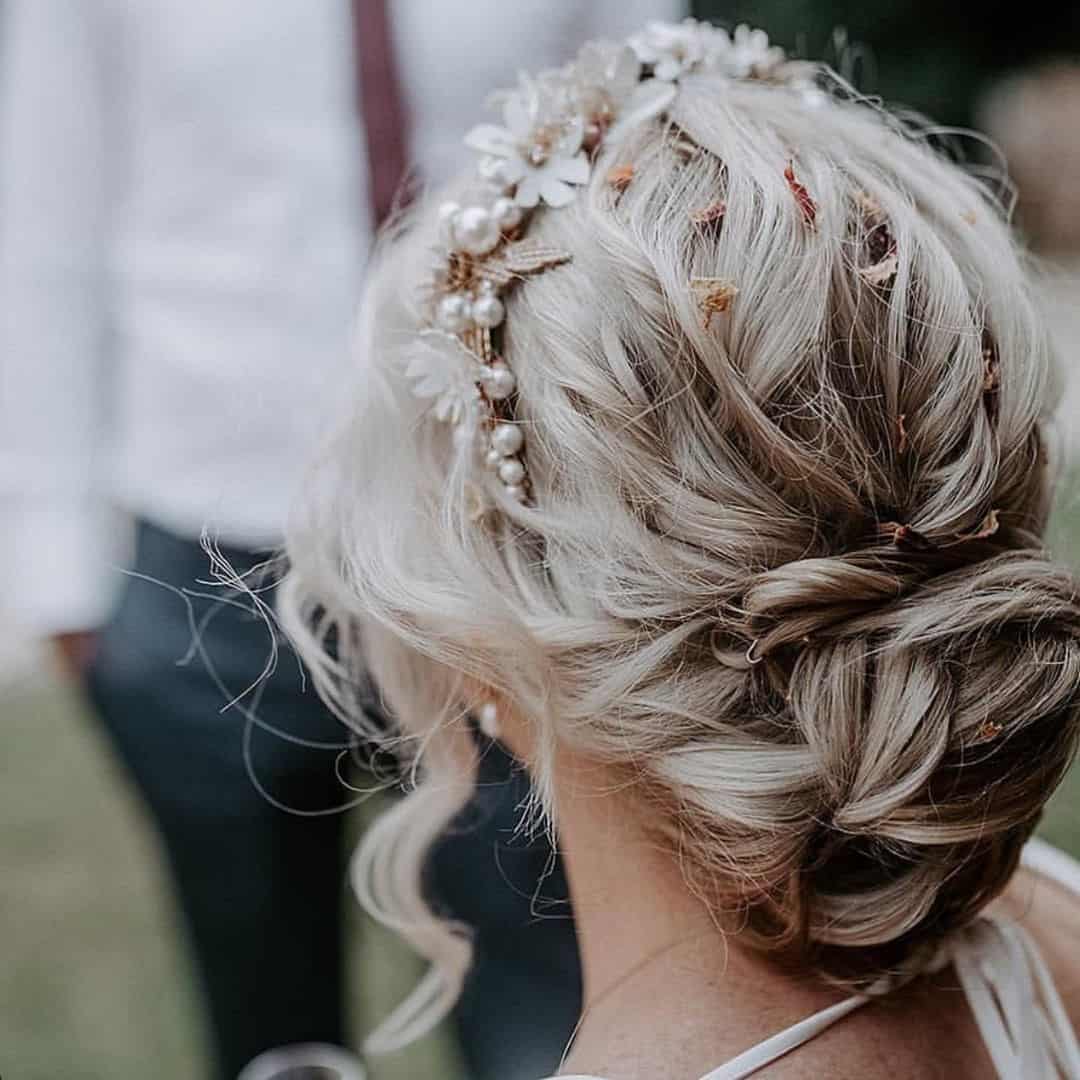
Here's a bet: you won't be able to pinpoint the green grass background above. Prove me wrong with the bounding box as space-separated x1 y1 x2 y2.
3 493 1080 1080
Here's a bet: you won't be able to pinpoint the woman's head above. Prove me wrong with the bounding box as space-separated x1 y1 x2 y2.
281 21 1080 1048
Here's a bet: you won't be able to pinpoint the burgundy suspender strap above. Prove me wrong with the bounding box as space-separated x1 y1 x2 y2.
351 0 411 228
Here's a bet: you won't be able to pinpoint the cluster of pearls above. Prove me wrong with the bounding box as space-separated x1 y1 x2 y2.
434 280 508 335
434 196 522 354
484 419 527 502
438 197 522 256
433 192 530 502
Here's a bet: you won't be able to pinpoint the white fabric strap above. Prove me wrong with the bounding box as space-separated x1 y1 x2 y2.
697 994 869 1080
952 915 1080 1080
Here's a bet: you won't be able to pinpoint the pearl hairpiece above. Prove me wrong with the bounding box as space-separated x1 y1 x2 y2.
406 20 815 506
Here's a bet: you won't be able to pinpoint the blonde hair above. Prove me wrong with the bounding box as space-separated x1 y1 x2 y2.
280 68 1080 1052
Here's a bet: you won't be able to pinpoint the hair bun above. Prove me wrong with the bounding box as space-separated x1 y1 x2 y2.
755 549 1080 975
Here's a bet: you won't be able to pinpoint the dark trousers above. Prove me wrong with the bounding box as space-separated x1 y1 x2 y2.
86 520 580 1080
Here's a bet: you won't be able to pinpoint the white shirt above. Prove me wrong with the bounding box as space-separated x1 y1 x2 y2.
0 0 682 634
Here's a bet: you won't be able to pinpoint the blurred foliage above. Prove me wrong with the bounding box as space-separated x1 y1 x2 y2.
693 0 1080 127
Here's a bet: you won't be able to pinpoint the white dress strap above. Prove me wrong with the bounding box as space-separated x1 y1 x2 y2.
551 994 872 1080
950 914 1080 1079
696 993 869 1080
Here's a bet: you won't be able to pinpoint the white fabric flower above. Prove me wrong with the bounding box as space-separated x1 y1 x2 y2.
572 41 677 143
404 332 482 425
628 19 730 81
573 40 641 101
723 24 786 78
465 79 591 209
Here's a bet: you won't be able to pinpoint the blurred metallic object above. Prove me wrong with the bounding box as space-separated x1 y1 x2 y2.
237 1043 366 1080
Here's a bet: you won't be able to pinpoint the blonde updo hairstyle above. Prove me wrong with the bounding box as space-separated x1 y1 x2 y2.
281 64 1080 1051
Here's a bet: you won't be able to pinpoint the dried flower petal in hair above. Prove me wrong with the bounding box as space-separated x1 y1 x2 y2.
854 189 883 218
896 413 909 454
954 509 1000 544
879 521 936 552
607 164 635 192
983 349 1000 393
692 277 739 327
690 201 727 228
784 161 817 227
858 252 898 287
856 190 898 286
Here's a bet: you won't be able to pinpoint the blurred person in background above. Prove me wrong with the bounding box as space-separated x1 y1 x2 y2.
0 2 682 1078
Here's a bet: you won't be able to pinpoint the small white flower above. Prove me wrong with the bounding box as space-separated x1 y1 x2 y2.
465 77 591 209
629 19 704 81
572 42 678 144
404 332 482 425
629 19 729 81
573 40 642 102
723 24 786 78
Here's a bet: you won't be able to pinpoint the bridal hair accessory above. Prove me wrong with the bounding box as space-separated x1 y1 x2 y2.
406 20 817 506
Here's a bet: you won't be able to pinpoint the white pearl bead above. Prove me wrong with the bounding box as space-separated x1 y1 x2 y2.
491 423 524 456
503 484 526 503
491 197 523 230
472 294 506 330
477 701 499 738
484 362 516 400
456 206 501 256
498 458 525 485
478 156 514 191
436 294 472 333
484 448 503 469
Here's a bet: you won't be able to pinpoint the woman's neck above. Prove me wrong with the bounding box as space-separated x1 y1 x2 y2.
538 743 997 1079
551 751 722 1001
550 749 799 1078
